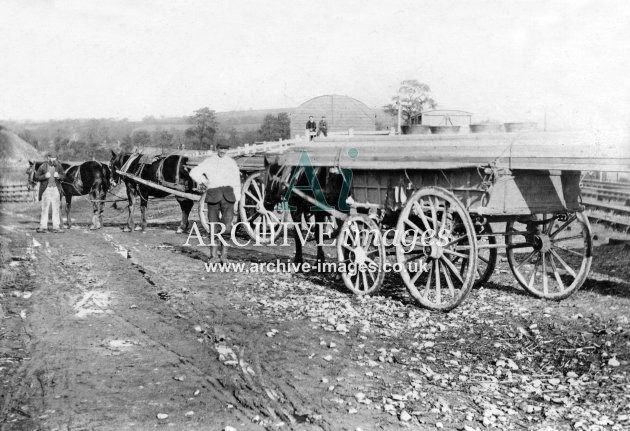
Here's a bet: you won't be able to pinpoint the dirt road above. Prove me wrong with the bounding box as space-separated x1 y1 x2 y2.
1 200 629 430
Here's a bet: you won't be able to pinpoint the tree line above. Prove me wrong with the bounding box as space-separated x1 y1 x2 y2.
6 109 292 160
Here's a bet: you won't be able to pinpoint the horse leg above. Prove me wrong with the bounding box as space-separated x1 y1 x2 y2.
292 209 304 264
89 184 100 230
314 212 326 265
176 198 194 234
98 183 106 228
138 192 148 232
124 185 135 232
64 194 72 229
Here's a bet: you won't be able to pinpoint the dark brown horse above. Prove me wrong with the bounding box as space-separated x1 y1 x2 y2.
27 160 111 229
263 156 349 263
109 151 195 233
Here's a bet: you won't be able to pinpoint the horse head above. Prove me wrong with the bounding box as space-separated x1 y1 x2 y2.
109 150 129 187
263 155 294 211
26 160 40 190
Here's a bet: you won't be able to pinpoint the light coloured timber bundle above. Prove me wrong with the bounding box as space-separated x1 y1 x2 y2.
273 131 630 172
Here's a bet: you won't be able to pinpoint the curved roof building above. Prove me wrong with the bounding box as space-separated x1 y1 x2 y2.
291 94 376 137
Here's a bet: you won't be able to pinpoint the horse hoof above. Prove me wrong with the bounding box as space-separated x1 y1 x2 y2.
123 227 132 232
176 228 184 234
134 226 142 231
89 225 97 230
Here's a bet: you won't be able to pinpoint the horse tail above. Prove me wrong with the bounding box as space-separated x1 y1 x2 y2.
100 162 112 190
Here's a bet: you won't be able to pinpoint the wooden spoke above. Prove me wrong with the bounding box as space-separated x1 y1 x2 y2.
550 214 577 239
251 180 264 201
361 272 370 292
554 245 584 257
412 201 433 232
550 249 577 278
528 263 539 290
422 261 433 298
434 260 441 304
405 253 425 263
552 234 584 244
245 190 258 202
545 215 555 234
410 268 423 286
442 249 468 259
443 235 467 248
440 199 449 229
429 196 438 230
440 255 464 284
515 250 537 270
403 217 425 236
441 262 456 298
548 254 565 292
542 252 548 295
367 269 377 284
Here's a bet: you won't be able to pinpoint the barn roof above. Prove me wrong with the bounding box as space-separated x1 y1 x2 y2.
291 94 376 137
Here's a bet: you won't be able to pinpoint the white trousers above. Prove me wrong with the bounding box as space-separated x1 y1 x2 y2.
40 186 61 229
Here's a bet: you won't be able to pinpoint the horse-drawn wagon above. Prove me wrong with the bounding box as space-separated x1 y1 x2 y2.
262 130 630 311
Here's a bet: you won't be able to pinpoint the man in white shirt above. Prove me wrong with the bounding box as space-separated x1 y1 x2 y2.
189 143 241 262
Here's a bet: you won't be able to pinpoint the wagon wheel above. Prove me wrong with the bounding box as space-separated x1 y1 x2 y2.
239 172 287 244
395 187 478 311
506 212 592 300
473 221 497 287
198 191 209 233
336 215 386 296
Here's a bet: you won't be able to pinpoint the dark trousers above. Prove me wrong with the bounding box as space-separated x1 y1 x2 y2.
207 198 234 238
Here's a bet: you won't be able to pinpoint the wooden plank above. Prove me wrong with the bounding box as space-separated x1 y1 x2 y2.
115 170 202 201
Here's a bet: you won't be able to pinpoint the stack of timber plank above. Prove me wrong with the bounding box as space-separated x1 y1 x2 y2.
272 131 630 172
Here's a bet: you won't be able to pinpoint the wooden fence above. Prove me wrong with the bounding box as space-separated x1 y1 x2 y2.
0 183 37 202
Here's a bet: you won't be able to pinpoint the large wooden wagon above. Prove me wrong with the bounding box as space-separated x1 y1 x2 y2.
265 130 630 311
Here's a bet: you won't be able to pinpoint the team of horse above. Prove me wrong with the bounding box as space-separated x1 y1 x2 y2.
26 150 346 265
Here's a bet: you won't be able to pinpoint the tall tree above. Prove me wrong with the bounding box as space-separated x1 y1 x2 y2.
132 130 152 148
185 107 218 150
258 112 291 141
153 128 174 151
383 80 437 125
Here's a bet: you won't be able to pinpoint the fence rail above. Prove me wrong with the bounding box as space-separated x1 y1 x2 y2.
581 180 630 231
0 183 36 202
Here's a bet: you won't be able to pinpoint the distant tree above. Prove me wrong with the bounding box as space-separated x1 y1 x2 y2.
240 129 262 145
153 128 174 151
120 134 134 153
383 80 437 125
185 107 218 150
259 112 291 141
132 130 152 148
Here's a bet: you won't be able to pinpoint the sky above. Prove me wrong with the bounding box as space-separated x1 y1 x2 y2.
1 0 629 131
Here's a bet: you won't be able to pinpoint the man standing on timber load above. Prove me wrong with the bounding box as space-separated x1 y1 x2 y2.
306 115 317 140
189 143 241 263
34 152 66 233
317 115 328 137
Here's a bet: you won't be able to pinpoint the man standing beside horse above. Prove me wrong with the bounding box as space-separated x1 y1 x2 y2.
34 152 66 233
189 143 241 263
